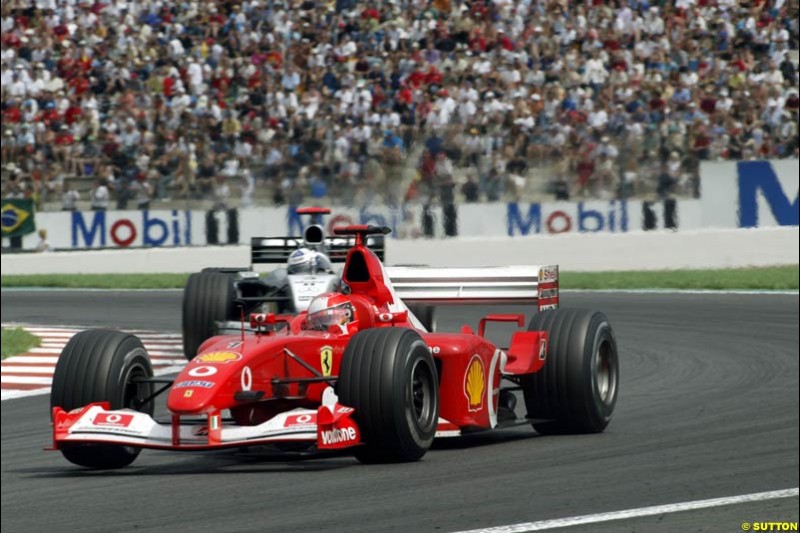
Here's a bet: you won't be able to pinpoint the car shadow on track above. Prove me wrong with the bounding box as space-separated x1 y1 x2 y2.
22 429 541 477
431 427 539 451
18 449 359 478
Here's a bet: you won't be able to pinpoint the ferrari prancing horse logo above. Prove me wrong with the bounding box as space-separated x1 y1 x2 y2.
320 346 333 377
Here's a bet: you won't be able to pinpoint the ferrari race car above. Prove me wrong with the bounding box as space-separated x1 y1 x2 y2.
49 225 619 469
181 207 387 359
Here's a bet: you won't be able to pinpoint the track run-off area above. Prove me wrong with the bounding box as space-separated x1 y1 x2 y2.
1 289 797 533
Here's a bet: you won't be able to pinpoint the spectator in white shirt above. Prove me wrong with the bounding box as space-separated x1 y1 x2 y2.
91 179 110 211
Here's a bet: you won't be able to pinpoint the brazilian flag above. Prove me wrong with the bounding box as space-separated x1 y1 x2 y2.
1 198 36 238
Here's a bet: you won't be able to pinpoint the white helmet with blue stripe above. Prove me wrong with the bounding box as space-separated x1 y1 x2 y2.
287 248 333 275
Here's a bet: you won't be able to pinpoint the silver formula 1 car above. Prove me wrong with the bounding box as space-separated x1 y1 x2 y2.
181 208 386 359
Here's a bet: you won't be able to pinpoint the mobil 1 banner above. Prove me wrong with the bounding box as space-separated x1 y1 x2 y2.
22 210 205 250
697 160 798 229
501 200 636 236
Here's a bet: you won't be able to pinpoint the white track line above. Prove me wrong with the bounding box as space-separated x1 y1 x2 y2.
24 333 182 341
2 366 60 375
10 336 182 343
26 348 183 357
1 362 179 374
38 342 181 349
451 488 800 533
3 353 181 369
15 327 181 336
2 356 60 364
0 376 53 385
27 347 69 354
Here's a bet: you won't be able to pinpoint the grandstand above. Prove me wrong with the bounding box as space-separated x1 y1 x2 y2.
1 0 798 211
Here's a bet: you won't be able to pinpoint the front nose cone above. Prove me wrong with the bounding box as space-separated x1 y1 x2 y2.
167 378 217 414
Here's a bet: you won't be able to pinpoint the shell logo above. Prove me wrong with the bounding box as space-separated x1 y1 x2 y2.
464 355 486 412
196 351 241 364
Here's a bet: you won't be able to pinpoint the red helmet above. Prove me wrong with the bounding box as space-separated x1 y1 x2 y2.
307 293 354 331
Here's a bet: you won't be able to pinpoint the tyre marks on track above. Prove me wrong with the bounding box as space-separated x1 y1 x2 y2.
1 325 185 400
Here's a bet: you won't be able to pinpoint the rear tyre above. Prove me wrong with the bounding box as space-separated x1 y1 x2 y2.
521 309 619 434
50 330 154 469
182 271 236 359
338 328 439 463
407 304 437 332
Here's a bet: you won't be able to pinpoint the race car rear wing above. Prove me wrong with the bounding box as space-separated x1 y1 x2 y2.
385 265 559 311
250 235 386 265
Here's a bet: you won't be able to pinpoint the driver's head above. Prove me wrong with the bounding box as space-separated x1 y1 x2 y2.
287 248 333 275
307 292 354 331
288 248 315 274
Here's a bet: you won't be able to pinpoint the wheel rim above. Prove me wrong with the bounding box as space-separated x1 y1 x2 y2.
410 358 435 430
120 361 152 456
122 362 152 414
594 339 616 406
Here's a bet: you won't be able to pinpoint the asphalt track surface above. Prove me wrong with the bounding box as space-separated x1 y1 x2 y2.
2 290 798 533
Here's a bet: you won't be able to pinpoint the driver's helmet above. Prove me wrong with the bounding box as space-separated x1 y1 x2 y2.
307 292 354 331
287 248 333 275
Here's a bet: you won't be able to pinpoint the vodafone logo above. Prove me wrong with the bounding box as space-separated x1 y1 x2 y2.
241 366 252 392
320 426 357 445
188 365 217 377
317 416 360 449
93 413 134 428
284 413 317 427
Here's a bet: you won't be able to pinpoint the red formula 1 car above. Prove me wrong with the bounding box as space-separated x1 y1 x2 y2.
49 225 619 469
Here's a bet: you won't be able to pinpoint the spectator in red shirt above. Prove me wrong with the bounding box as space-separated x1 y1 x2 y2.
53 125 75 166
3 101 22 123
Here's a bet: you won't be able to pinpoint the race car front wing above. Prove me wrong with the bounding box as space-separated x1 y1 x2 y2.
50 403 361 451
50 404 462 452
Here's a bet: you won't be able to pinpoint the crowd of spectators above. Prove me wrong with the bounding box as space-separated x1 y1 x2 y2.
1 0 798 212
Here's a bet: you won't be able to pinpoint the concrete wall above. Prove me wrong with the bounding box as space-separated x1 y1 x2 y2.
3 227 797 275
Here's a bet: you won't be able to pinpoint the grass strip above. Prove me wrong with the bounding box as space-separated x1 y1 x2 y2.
560 265 798 291
1 273 191 289
1 327 42 359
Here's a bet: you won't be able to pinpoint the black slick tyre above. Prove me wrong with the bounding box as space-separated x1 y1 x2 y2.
50 329 154 469
338 328 439 463
182 271 236 359
522 308 619 434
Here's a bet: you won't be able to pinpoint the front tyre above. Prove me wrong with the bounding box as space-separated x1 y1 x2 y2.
338 328 439 463
50 330 154 469
522 309 619 434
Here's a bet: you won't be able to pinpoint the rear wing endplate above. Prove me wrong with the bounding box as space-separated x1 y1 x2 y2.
385 265 559 312
251 236 385 265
